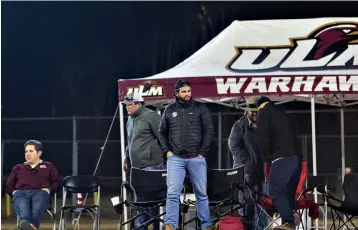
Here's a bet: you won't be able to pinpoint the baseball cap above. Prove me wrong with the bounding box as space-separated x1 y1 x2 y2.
124 92 144 104
256 96 271 109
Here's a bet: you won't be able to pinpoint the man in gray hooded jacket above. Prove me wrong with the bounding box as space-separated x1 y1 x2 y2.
122 92 165 230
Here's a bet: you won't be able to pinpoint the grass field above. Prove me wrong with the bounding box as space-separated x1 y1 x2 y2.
2 194 357 230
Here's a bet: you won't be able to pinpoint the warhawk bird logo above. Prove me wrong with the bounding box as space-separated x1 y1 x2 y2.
226 21 358 72
142 80 157 93
310 23 358 60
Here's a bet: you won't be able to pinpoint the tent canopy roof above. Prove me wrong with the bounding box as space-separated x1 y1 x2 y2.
118 18 358 106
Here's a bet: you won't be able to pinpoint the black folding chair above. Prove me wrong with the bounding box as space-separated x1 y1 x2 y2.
16 192 57 230
59 176 101 230
321 174 358 230
183 166 247 229
117 167 167 230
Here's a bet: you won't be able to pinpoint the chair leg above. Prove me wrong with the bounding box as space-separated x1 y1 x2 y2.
16 215 20 229
52 213 56 230
59 210 66 230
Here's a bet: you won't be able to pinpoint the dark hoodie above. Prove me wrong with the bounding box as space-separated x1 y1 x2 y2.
256 102 302 162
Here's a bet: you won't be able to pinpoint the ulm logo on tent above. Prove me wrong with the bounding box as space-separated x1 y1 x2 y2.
126 81 165 97
226 22 358 72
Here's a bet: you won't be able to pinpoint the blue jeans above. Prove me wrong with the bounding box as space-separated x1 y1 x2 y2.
12 189 50 228
165 155 213 229
135 163 167 230
269 156 301 226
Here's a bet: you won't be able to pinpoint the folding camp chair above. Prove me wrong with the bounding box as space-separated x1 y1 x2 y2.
321 174 358 230
296 175 329 230
182 166 247 229
256 162 322 230
16 192 57 230
117 167 167 230
59 176 101 230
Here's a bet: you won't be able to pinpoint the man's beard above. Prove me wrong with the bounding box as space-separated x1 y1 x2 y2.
178 95 191 103
248 115 256 122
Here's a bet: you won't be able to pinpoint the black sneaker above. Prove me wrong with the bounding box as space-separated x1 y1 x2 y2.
19 220 37 230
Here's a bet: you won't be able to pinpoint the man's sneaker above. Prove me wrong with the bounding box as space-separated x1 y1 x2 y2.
204 225 215 230
165 224 174 230
19 220 37 230
274 223 295 230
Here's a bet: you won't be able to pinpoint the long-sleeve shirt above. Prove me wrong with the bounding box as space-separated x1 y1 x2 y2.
6 161 60 195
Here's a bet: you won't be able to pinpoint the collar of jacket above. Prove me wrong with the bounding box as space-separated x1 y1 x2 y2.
246 116 256 128
24 160 43 165
131 105 146 118
175 97 193 109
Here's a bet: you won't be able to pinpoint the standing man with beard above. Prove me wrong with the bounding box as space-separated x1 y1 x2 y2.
158 80 215 230
228 97 266 229
122 92 166 230
255 96 302 230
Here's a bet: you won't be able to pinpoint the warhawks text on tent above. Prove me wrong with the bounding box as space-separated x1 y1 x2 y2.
216 76 358 94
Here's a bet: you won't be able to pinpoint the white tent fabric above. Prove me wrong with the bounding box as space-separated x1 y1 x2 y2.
146 18 358 79
118 18 358 106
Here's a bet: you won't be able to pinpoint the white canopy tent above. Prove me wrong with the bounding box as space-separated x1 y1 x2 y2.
117 17 358 228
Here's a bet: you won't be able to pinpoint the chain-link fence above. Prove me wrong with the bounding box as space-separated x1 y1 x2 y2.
2 109 358 198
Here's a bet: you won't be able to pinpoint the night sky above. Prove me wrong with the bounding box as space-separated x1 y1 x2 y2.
2 1 358 118
2 1 358 179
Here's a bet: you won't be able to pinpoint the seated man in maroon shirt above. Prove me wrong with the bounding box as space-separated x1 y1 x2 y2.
6 140 60 230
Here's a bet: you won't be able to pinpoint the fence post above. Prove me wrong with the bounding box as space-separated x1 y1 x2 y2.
217 112 222 169
1 141 4 182
72 116 78 210
2 141 12 218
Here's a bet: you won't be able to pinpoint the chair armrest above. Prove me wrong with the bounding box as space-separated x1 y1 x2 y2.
120 181 134 201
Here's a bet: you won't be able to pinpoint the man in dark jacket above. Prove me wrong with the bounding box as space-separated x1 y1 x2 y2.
158 80 214 230
122 92 165 230
6 140 60 230
256 96 302 230
228 97 266 229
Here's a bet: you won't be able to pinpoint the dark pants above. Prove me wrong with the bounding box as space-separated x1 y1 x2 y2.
269 156 302 226
12 189 50 228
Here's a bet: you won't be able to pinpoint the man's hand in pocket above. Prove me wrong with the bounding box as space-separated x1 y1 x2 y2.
42 188 50 194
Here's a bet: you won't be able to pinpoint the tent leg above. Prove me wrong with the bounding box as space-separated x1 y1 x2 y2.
340 108 347 230
119 103 129 230
311 97 319 230
218 112 222 169
156 108 164 230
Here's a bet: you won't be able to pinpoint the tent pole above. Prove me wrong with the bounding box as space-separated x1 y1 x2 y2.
340 108 345 187
218 112 222 169
119 102 129 230
311 97 319 230
156 108 164 230
340 108 347 230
